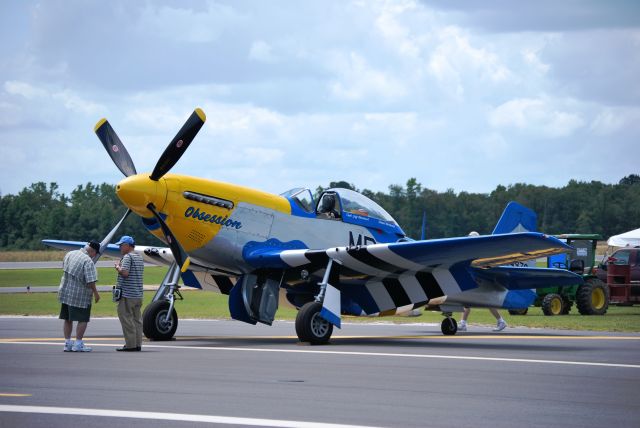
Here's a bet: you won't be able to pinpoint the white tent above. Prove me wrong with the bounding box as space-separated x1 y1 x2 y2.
607 228 640 247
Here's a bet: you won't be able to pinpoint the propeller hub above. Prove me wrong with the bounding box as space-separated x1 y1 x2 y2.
116 174 167 217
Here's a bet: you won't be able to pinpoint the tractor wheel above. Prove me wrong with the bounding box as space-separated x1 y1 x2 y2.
561 296 573 315
142 300 178 340
576 278 609 315
295 302 333 344
508 308 528 315
541 294 564 316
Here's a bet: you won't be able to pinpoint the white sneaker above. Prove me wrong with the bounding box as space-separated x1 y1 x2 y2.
493 320 507 332
458 322 467 332
72 342 92 352
63 341 74 352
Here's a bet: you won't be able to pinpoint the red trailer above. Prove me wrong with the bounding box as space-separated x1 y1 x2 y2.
605 251 640 305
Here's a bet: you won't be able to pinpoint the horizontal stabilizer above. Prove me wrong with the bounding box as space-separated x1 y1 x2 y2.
473 266 584 290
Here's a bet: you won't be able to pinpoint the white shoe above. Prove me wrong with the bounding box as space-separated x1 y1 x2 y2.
458 322 467 332
63 341 74 352
493 320 507 332
72 342 92 352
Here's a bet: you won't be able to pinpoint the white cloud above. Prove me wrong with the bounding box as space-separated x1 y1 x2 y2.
4 81 47 99
327 52 407 101
590 107 640 136
249 40 277 63
488 97 585 138
137 2 244 43
428 26 512 97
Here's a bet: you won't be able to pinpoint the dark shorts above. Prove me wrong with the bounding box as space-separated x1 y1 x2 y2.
59 303 91 322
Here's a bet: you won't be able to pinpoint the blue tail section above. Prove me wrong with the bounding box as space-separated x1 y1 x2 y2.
492 202 537 234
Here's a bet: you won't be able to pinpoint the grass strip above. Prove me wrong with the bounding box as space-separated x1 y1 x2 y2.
0 267 168 287
1 291 639 332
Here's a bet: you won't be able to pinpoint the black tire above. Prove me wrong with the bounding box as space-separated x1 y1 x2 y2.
143 300 178 340
576 278 609 315
441 317 457 335
561 296 573 315
508 308 528 316
295 302 333 344
541 294 564 316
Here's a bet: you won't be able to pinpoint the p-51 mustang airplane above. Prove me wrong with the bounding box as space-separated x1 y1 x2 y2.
44 108 583 344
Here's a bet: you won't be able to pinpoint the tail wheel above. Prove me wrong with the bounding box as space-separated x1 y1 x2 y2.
441 317 457 335
541 294 564 316
143 300 178 340
577 278 609 315
508 308 528 316
295 302 333 344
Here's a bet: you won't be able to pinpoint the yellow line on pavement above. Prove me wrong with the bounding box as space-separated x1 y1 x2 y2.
1 334 639 342
0 393 31 397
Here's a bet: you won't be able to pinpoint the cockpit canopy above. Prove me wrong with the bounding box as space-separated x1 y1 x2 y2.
281 187 405 238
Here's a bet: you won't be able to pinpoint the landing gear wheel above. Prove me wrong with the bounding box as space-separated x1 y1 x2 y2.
577 278 609 315
541 293 564 316
441 317 457 335
295 302 333 344
143 300 178 340
508 308 528 315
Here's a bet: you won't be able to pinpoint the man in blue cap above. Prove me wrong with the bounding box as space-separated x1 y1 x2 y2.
113 235 145 351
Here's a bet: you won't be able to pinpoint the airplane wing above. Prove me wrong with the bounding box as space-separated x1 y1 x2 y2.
42 239 175 266
42 239 232 291
243 232 583 319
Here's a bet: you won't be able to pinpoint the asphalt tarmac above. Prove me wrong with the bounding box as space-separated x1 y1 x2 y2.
1 317 639 428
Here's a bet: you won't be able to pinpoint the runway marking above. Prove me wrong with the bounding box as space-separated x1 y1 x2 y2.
1 340 639 369
0 404 381 428
0 393 31 397
1 334 639 343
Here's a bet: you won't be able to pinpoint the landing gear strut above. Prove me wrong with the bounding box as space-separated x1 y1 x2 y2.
142 262 182 340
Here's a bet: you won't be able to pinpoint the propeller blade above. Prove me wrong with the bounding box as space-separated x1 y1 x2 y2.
94 118 137 177
147 203 191 272
91 209 132 263
150 108 206 181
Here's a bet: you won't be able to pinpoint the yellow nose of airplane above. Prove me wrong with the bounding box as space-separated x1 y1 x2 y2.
116 174 168 216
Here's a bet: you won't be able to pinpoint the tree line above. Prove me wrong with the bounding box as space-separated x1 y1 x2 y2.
1 175 638 250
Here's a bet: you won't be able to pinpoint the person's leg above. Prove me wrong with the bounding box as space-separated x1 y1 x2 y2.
70 305 92 351
118 298 136 349
491 308 507 331
63 320 72 339
75 322 88 340
132 299 143 349
458 307 470 331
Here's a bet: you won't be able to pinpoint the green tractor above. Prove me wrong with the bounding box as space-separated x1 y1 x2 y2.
508 234 610 316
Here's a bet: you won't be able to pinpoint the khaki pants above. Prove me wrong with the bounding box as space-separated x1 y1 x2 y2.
117 297 143 348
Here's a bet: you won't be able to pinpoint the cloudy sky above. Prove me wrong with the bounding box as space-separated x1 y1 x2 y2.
1 0 638 198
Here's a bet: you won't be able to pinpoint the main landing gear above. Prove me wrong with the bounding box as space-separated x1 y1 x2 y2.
294 260 335 345
143 262 181 340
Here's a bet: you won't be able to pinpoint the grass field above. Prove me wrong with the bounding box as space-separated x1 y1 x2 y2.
0 250 68 262
1 290 639 332
0 266 169 287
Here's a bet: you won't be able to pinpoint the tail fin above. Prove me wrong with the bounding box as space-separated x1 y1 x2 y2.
492 201 537 235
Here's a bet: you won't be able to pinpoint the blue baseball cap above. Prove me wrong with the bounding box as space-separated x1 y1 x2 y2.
115 235 135 246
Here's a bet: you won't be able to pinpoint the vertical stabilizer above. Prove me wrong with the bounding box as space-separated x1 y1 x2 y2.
492 201 537 235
